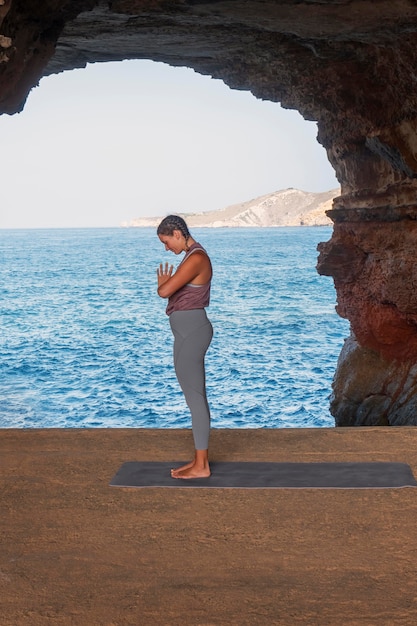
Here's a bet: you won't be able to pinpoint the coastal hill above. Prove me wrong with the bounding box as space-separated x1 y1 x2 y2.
122 187 340 228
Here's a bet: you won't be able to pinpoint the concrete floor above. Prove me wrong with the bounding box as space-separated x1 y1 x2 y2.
1 427 417 625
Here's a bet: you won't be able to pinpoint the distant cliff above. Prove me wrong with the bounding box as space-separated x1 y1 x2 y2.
122 188 340 228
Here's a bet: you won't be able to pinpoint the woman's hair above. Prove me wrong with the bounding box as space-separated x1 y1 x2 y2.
157 215 191 244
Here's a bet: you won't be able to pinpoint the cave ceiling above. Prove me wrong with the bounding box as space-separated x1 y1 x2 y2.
2 1 417 203
1 1 417 135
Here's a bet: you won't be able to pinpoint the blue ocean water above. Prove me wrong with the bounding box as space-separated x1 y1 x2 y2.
0 227 349 429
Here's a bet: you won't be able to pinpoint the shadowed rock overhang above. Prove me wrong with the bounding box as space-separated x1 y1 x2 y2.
3 0 417 426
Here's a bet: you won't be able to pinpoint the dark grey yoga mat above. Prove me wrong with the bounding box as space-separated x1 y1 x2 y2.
109 461 417 489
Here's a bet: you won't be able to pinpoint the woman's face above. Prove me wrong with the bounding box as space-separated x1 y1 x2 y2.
158 230 183 254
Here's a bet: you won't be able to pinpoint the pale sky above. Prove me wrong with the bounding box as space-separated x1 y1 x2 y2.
0 59 338 229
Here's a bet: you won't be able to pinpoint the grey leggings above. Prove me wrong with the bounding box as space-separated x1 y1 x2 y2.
169 309 213 450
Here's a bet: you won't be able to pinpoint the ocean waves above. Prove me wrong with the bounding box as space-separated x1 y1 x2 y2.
0 226 349 429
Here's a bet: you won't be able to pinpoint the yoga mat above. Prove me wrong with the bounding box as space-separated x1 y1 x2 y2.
109 461 417 489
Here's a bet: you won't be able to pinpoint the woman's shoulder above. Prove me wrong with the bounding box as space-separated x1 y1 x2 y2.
183 244 212 274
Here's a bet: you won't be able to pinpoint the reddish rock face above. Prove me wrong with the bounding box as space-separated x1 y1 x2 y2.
3 0 417 425
318 220 417 361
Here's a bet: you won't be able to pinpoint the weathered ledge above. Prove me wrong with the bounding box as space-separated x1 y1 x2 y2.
1 427 417 624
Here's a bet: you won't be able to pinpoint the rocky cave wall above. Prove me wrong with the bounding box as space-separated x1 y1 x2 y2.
3 0 417 426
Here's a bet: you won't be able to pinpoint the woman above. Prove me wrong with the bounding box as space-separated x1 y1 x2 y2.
156 215 213 479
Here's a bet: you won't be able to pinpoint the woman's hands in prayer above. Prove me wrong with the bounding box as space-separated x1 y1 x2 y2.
157 262 174 289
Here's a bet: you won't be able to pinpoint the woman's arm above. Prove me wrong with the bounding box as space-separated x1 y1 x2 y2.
157 252 211 299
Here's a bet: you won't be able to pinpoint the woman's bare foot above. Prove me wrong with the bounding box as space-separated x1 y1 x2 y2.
171 462 211 479
170 459 194 475
171 450 210 480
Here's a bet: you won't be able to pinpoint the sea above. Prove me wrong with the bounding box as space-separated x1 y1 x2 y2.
0 226 349 429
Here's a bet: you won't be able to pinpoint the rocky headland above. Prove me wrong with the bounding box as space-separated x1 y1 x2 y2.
122 187 339 228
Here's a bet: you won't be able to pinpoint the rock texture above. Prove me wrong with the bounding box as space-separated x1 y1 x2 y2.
330 335 417 427
3 1 417 425
319 218 417 426
123 188 337 228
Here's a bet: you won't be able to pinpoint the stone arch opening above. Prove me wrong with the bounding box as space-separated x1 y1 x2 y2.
2 1 417 425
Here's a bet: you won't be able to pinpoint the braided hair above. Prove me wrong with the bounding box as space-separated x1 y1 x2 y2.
157 215 191 250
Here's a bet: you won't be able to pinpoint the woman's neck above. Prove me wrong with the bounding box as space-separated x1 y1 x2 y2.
185 237 196 252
